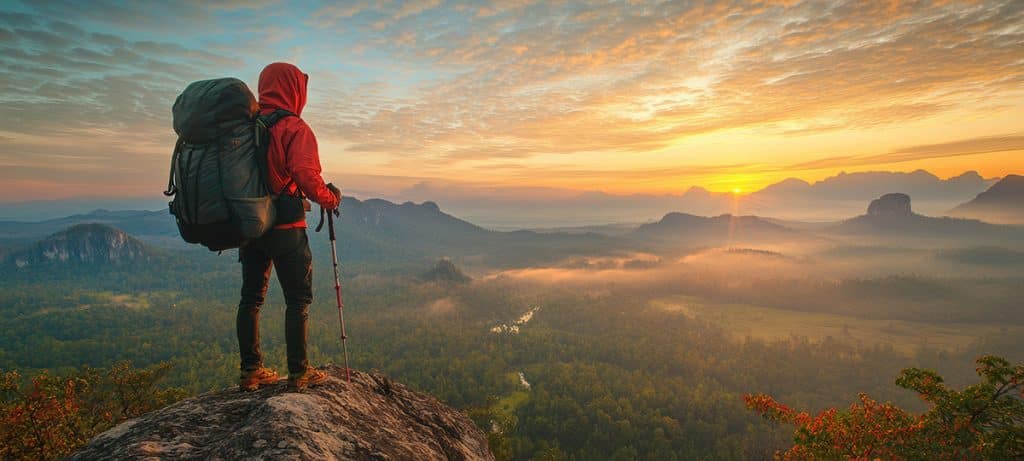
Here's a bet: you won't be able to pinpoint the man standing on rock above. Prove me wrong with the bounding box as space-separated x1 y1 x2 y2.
237 62 341 391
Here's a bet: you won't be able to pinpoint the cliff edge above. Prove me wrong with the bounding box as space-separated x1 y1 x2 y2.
69 366 494 461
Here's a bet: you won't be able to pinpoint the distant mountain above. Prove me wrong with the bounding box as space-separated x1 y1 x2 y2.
948 175 1024 224
341 199 491 244
328 198 495 262
785 170 990 201
831 193 1021 242
744 170 993 218
7 223 152 268
667 170 995 221
0 198 167 221
754 177 813 198
0 208 177 241
633 212 795 244
332 198 616 266
379 169 995 227
674 187 739 217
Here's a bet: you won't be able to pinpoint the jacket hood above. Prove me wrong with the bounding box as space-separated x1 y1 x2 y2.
258 62 308 116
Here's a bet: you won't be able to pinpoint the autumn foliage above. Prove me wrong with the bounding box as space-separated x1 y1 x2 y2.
0 361 185 461
746 355 1024 460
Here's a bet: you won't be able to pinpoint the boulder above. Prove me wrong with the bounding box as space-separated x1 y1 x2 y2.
69 367 493 461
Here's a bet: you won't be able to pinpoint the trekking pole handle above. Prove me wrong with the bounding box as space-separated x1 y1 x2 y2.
315 204 340 234
327 206 336 241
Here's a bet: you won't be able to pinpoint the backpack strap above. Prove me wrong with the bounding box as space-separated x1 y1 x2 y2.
163 138 184 196
259 108 295 128
254 109 297 196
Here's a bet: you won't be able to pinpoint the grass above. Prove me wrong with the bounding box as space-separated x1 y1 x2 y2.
490 371 531 423
497 390 530 415
651 296 1024 355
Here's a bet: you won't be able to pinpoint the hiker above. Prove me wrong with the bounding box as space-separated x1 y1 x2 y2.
237 62 341 391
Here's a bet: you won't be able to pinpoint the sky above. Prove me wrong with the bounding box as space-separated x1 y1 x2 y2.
1 0 1022 203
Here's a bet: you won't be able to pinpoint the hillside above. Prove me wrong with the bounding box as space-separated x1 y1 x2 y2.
69 367 493 461
949 174 1024 224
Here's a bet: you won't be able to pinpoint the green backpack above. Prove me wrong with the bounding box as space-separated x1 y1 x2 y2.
163 78 292 251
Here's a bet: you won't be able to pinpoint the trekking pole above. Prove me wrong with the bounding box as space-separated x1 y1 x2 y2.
320 206 351 382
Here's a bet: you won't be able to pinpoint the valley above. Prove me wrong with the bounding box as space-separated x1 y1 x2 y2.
1 178 1022 460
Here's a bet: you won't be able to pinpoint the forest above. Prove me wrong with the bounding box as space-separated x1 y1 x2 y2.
2 230 1022 460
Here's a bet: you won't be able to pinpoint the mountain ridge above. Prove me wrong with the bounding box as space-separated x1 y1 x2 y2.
948 174 1024 224
0 169 999 227
387 169 997 224
3 192 1022 271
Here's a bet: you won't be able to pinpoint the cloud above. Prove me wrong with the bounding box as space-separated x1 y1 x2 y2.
309 2 370 29
20 0 216 32
0 11 36 27
0 3 256 200
889 135 1024 160
790 134 1024 171
305 0 1024 177
1 0 1022 201
393 0 441 20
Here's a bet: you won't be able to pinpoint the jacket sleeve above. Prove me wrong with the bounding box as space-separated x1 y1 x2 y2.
283 120 340 209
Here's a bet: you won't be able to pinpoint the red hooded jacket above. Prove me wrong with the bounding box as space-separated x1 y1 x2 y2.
258 62 339 229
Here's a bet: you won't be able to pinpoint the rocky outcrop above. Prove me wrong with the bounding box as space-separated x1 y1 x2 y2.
867 193 913 216
12 223 150 267
69 367 494 461
420 258 471 284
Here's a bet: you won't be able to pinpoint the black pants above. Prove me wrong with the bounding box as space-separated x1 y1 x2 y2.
237 228 313 374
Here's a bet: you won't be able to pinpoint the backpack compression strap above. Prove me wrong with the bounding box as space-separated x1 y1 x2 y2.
163 138 185 197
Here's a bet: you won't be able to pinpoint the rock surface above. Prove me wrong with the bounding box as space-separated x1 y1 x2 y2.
867 193 913 216
69 367 494 461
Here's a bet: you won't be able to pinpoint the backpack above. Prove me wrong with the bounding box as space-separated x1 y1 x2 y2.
163 78 293 251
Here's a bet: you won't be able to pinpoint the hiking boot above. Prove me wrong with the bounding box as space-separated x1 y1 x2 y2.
288 367 328 390
239 367 280 391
